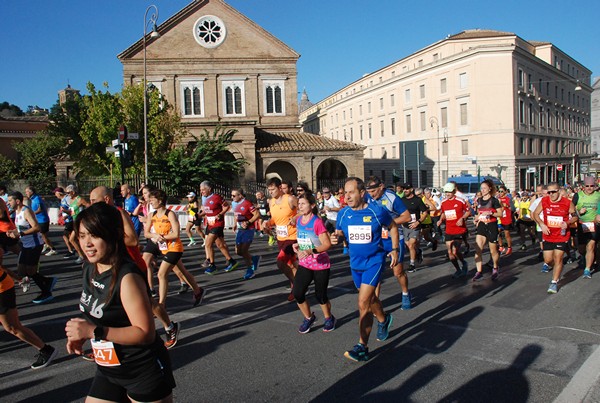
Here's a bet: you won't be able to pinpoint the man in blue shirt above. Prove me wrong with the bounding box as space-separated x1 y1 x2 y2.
365 176 412 309
334 177 400 362
121 184 142 237
25 186 56 256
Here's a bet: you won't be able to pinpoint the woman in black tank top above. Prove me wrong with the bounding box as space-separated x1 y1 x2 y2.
473 180 503 282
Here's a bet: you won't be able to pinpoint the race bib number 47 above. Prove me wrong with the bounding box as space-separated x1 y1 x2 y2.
348 225 372 244
91 340 121 367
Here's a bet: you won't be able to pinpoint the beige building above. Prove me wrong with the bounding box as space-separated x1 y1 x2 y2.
300 30 593 191
118 0 363 190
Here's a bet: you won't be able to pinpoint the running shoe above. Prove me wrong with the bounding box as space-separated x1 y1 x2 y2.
344 343 369 362
48 277 58 293
376 313 393 341
504 247 513 256
520 244 527 251
243 267 255 280
268 236 276 246
164 322 181 349
547 282 558 294
251 255 261 272
178 283 189 294
323 315 336 332
204 264 218 275
298 312 316 334
452 270 463 279
75 256 84 264
41 245 49 254
416 248 423 264
150 289 157 298
541 263 550 273
201 240 206 247
491 268 499 281
583 268 592 279
431 240 438 252
31 345 57 370
193 288 206 307
407 264 417 273
44 249 57 256
223 260 239 272
81 352 95 362
187 240 196 246
63 250 76 259
472 271 483 282
21 276 31 293
499 246 505 253
201 259 211 268
401 293 412 310
32 293 54 304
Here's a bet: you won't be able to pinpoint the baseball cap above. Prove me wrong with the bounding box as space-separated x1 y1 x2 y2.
443 183 455 192
402 183 413 189
53 187 65 194
186 191 196 198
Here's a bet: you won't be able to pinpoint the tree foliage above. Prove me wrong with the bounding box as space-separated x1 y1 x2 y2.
12 135 65 191
0 101 24 117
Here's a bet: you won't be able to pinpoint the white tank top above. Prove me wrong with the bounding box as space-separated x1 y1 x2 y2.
15 206 43 248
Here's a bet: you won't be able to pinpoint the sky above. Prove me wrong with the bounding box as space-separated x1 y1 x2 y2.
1 0 599 111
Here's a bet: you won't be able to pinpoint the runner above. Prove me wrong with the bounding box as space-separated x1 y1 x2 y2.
65 184 88 264
120 184 142 237
184 191 206 247
472 179 503 281
0 261 57 369
54 187 78 259
438 183 470 278
198 181 238 274
571 177 599 278
292 192 335 333
65 202 176 401
262 177 298 301
416 187 438 251
400 183 429 273
333 177 399 362
24 186 56 256
7 192 58 304
255 190 274 245
497 185 514 256
532 182 577 293
516 192 537 250
230 188 261 280
364 176 411 309
425 187 444 242
320 186 340 233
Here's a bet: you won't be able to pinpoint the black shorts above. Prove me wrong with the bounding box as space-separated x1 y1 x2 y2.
577 224 600 245
420 223 433 230
517 219 536 228
88 344 175 402
445 233 466 242
38 222 50 234
18 245 43 266
476 222 498 243
64 220 74 235
0 286 16 314
143 241 161 256
498 222 514 231
0 232 19 249
207 227 225 238
192 218 203 228
162 251 183 265
542 241 569 251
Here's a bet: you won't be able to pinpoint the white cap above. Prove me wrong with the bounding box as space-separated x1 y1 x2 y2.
442 183 455 192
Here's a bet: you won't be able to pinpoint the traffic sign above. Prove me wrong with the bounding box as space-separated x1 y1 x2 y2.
581 165 588 173
557 164 563 171
527 167 536 173
105 146 118 153
111 139 120 147
128 132 139 140
118 125 128 141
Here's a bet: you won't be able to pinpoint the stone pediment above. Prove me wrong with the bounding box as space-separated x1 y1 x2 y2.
118 0 299 63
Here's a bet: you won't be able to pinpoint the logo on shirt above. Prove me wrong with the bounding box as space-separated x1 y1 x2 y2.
363 216 372 223
382 200 388 205
92 279 105 290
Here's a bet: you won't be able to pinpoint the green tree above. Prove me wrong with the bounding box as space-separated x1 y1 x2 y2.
0 155 17 182
160 126 246 195
0 101 24 117
12 135 64 191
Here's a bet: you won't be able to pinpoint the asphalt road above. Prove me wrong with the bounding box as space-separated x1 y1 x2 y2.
2 227 600 402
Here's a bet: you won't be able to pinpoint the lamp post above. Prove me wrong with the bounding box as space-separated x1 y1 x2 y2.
443 128 448 183
143 5 160 184
429 116 440 187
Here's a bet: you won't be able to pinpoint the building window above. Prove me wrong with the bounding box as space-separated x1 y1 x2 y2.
519 100 525 124
420 111 426 131
264 80 285 115
418 59 423 67
519 137 525 154
405 89 411 103
433 53 439 61
180 80 205 117
461 139 468 155
392 145 397 158
381 147 386 159
529 103 534 126
391 118 396 135
528 138 533 154
368 102 371 113
359 104 363 115
441 107 448 128
460 103 468 126
518 69 524 87
350 127 354 142
360 125 363 140
419 84 425 99
369 148 373 159
350 108 353 119
406 114 412 133
390 94 395 107
527 74 533 92
459 73 468 89
380 120 384 137
223 80 245 115
368 123 372 138
440 78 447 94
379 97 384 110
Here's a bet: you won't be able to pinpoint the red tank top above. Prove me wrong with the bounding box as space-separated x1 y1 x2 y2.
541 196 572 243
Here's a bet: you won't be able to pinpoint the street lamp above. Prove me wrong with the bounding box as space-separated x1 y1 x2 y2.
143 5 160 184
430 116 440 187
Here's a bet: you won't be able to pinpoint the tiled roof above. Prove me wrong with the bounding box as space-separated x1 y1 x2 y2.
256 130 365 153
448 29 515 40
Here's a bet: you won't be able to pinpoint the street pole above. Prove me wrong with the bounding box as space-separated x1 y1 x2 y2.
430 117 440 187
143 5 160 184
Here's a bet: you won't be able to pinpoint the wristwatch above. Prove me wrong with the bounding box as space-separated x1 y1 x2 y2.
312 248 319 254
94 326 105 341
392 247 401 252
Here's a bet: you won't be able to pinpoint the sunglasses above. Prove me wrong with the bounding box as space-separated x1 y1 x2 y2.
296 189 304 192
585 185 595 188
547 190 559 194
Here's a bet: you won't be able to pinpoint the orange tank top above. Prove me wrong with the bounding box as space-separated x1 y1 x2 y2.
151 210 184 254
0 266 15 293
270 194 297 241
0 202 15 233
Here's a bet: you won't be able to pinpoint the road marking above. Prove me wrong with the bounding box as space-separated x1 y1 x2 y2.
553 344 600 403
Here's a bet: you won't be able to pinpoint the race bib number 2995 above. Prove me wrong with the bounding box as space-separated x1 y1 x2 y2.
348 225 372 244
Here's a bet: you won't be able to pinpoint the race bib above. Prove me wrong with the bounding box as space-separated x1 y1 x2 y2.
479 214 491 223
582 222 595 233
381 227 389 239
91 340 121 367
410 213 417 223
547 215 563 228
445 209 457 220
348 225 372 244
158 241 168 251
276 225 289 238
297 236 313 250
259 208 267 216
207 216 217 225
